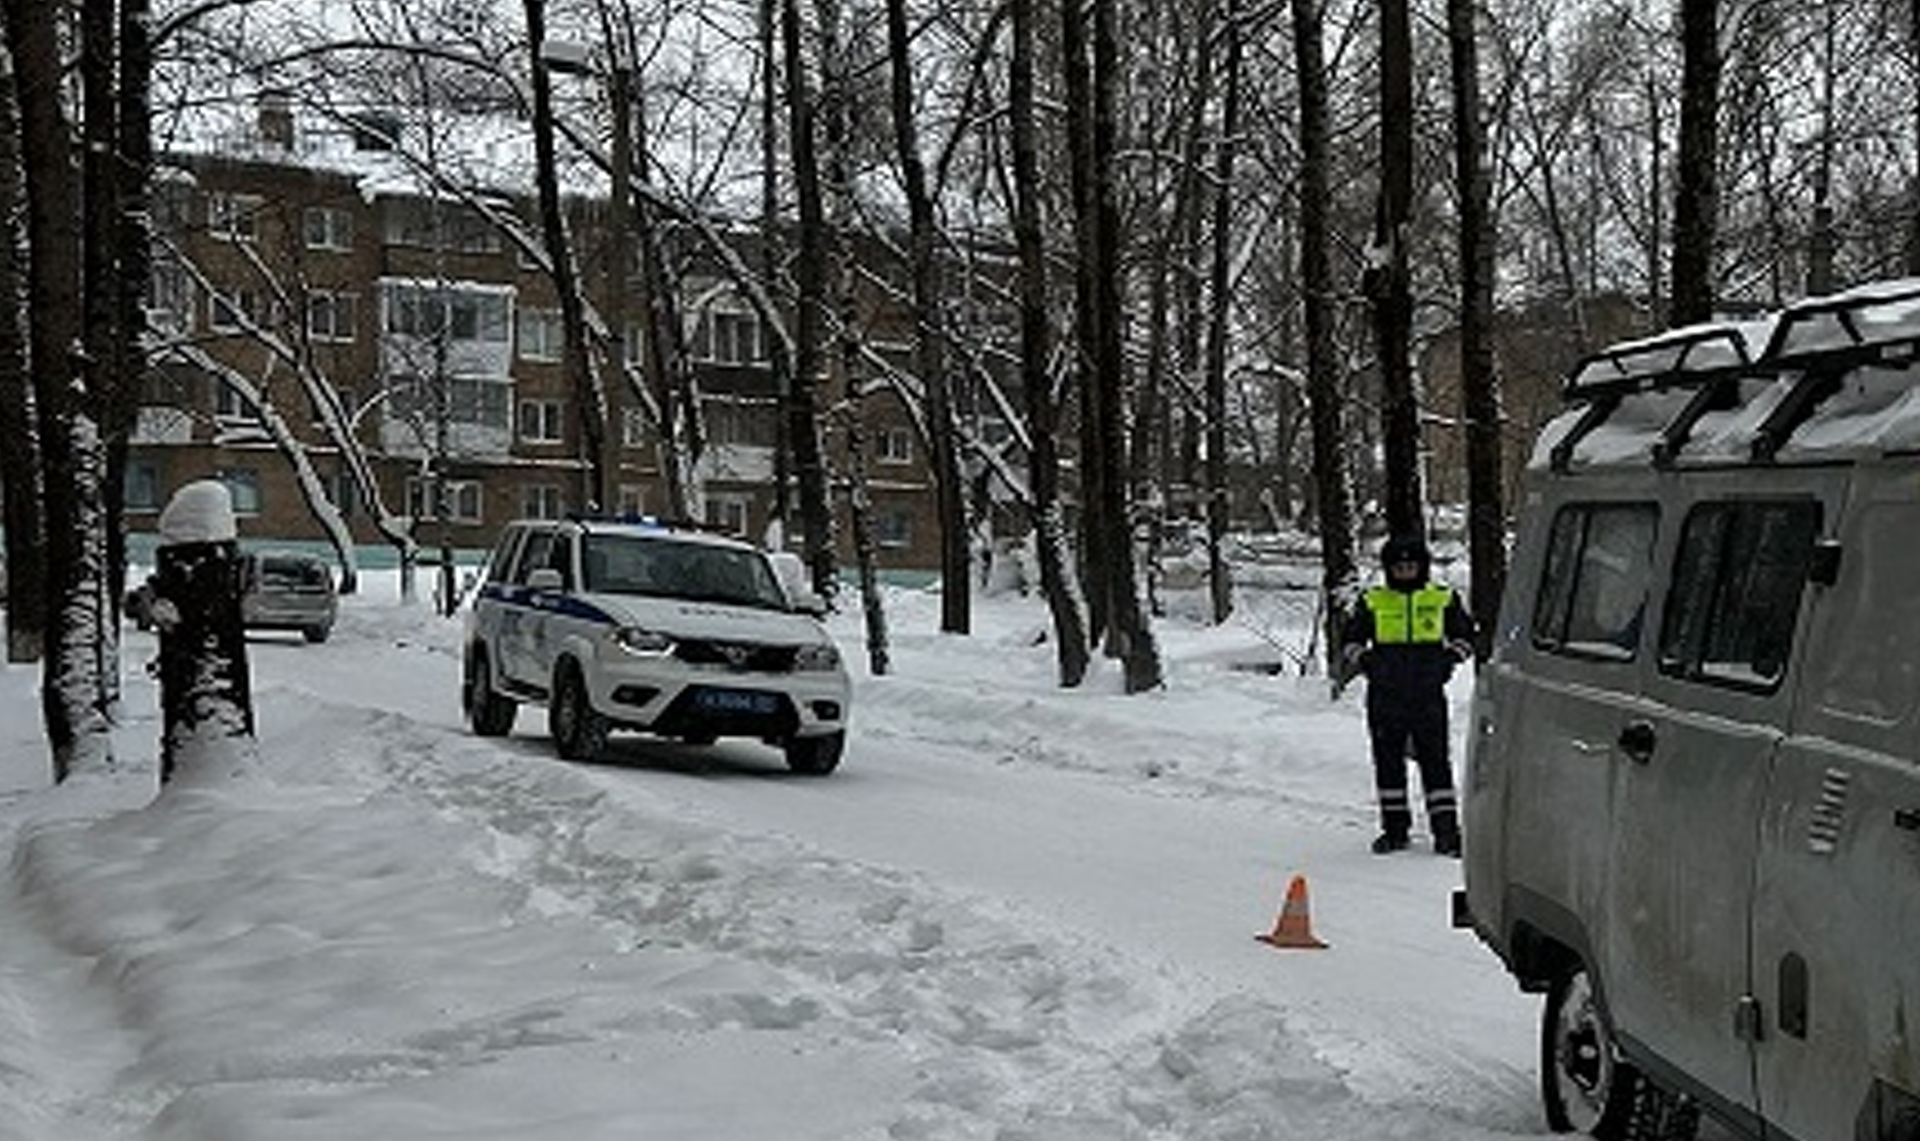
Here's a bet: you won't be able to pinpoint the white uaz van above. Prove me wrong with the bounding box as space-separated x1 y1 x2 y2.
1458 279 1920 1141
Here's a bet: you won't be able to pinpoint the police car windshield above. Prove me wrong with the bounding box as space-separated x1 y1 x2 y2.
581 534 790 610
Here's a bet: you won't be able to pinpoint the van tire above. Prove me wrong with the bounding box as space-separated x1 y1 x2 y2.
549 662 610 761
1542 966 1700 1141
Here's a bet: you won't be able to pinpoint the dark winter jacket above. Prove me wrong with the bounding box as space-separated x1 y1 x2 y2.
1341 582 1476 702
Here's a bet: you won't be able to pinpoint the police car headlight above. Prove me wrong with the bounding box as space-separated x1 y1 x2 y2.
794 643 841 671
612 627 674 656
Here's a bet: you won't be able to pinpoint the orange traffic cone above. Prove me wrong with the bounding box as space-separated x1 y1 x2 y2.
1255 873 1328 949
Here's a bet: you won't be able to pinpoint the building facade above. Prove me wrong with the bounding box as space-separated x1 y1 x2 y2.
129 119 943 573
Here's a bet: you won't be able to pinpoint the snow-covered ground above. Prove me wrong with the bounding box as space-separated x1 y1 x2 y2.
0 569 1560 1140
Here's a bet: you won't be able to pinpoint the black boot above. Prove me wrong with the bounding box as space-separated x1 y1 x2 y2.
1433 827 1462 858
1371 831 1410 855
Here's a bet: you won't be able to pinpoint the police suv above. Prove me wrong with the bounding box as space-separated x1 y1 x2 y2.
463 516 851 773
1459 279 1920 1141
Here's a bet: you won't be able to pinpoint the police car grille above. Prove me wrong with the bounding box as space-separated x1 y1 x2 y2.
674 640 797 673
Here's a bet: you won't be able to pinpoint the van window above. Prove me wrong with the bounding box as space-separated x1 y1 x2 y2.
1532 503 1658 659
1659 500 1821 690
1814 502 1920 724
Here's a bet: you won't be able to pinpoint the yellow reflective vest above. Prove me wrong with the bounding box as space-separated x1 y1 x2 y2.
1364 584 1453 645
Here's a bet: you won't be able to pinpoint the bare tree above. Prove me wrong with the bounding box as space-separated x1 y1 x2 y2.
1012 0 1089 687
1670 0 1719 323
0 15 41 666
1450 0 1504 659
885 0 968 635
7 0 117 779
1370 0 1422 537
1292 0 1358 679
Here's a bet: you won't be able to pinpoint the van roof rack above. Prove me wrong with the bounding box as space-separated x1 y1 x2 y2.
1551 321 1769 471
1550 281 1920 470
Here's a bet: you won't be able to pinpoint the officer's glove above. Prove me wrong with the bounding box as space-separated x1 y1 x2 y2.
1446 638 1475 664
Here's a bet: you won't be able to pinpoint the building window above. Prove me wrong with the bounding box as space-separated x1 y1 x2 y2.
518 399 565 443
521 485 565 520
616 484 646 518
124 461 162 513
518 307 563 361
383 201 500 253
690 303 766 365
876 509 912 549
208 192 261 242
211 376 247 420
148 261 193 335
307 291 357 342
303 206 354 251
385 283 509 343
407 477 483 523
331 469 357 520
209 286 259 333
878 426 914 464
623 406 650 447
216 468 262 515
706 400 775 447
387 374 512 432
705 495 750 536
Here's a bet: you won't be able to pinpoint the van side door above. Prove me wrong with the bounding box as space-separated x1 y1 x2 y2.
1470 494 1659 973
1754 465 1920 1141
1611 480 1836 1126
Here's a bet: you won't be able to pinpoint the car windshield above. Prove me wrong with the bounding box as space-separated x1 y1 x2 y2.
581 534 789 610
258 557 330 590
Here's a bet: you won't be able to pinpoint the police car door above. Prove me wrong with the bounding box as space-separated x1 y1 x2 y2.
499 528 562 690
1612 475 1838 1125
1752 463 1920 1141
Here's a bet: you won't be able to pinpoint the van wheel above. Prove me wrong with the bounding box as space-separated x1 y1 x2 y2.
303 625 331 644
464 648 517 737
1542 967 1699 1141
549 663 609 761
784 731 844 776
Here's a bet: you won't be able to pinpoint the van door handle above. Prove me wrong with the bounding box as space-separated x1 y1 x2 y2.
1897 808 1920 832
1618 720 1657 764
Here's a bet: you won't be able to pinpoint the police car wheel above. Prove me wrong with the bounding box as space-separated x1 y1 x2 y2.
464 648 516 737
549 664 609 761
784 731 844 776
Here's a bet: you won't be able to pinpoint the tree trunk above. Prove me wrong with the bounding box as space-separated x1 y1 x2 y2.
1013 0 1089 687
0 28 42 665
525 0 610 513
1061 0 1108 643
1371 0 1422 537
1292 0 1358 680
1204 3 1242 626
9 0 115 779
780 0 839 602
1449 0 1504 662
1671 0 1720 325
886 0 968 635
1090 0 1160 693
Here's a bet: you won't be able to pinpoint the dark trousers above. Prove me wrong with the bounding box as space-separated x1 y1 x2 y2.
1365 691 1458 840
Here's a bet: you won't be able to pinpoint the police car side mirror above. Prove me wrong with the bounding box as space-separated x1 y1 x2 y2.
1808 541 1842 587
527 568 564 592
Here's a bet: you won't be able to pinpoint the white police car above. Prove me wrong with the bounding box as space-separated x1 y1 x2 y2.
463 517 851 774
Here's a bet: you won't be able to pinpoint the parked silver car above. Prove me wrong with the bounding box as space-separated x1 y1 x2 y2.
128 549 337 644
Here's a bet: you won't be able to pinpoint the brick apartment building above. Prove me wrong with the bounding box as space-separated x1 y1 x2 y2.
126 107 945 573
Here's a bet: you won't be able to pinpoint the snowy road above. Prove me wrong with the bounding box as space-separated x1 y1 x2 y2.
251 584 1553 1134
0 581 1573 1138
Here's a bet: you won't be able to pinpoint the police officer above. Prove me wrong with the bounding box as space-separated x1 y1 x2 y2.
1340 533 1475 856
